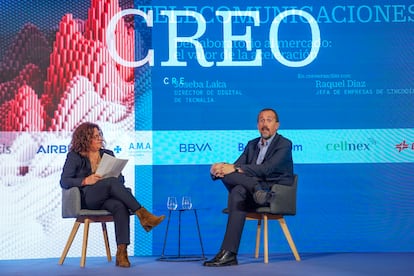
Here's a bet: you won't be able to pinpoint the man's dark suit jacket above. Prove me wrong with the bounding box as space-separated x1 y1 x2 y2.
234 133 294 186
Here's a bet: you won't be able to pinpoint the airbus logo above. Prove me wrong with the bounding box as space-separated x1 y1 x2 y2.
37 145 69 154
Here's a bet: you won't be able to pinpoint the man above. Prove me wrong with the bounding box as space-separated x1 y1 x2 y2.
203 108 294 267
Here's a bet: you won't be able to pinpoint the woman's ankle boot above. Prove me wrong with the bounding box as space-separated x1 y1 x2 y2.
135 207 165 232
116 244 130 267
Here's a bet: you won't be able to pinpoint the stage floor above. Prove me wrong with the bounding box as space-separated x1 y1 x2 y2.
1 252 413 276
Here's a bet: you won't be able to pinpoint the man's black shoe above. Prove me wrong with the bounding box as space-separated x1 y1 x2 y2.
203 250 238 267
212 249 226 261
253 190 274 205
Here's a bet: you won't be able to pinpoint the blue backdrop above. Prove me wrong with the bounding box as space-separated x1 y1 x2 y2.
142 0 414 255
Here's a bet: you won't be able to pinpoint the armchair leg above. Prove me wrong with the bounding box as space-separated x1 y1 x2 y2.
278 217 301 261
58 221 81 265
101 222 112 261
254 219 262 258
81 219 91 267
263 215 269 264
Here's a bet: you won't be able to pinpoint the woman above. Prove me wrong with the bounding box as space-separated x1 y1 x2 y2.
60 122 165 267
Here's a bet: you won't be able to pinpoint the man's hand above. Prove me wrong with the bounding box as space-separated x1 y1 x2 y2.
221 163 238 175
210 162 225 178
210 163 239 178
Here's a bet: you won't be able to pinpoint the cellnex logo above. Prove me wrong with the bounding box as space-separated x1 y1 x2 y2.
395 140 413 152
326 141 371 151
37 145 69 154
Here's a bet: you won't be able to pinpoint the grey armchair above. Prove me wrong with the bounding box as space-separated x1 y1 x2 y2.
58 187 114 267
248 174 300 263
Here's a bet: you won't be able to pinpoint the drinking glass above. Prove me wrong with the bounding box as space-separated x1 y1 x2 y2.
167 196 178 210
181 196 192 210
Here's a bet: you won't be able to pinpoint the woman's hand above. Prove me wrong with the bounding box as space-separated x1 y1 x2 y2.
83 174 102 185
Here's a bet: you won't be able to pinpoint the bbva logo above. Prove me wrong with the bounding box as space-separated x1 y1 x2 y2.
179 143 212 152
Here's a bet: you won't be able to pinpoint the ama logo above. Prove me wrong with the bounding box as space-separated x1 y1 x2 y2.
129 142 152 151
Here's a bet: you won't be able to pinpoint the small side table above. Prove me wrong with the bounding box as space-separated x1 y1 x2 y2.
157 208 206 262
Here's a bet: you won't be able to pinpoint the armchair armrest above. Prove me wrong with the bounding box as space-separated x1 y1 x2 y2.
268 181 297 215
256 174 298 215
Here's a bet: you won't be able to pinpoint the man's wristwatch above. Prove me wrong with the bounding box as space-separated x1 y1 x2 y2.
234 165 241 173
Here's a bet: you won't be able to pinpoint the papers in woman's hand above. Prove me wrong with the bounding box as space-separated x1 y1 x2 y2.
95 153 128 178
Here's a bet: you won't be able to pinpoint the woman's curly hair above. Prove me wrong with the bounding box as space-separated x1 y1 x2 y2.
70 122 105 156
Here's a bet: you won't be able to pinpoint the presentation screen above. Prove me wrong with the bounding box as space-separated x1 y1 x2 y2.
0 0 413 259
